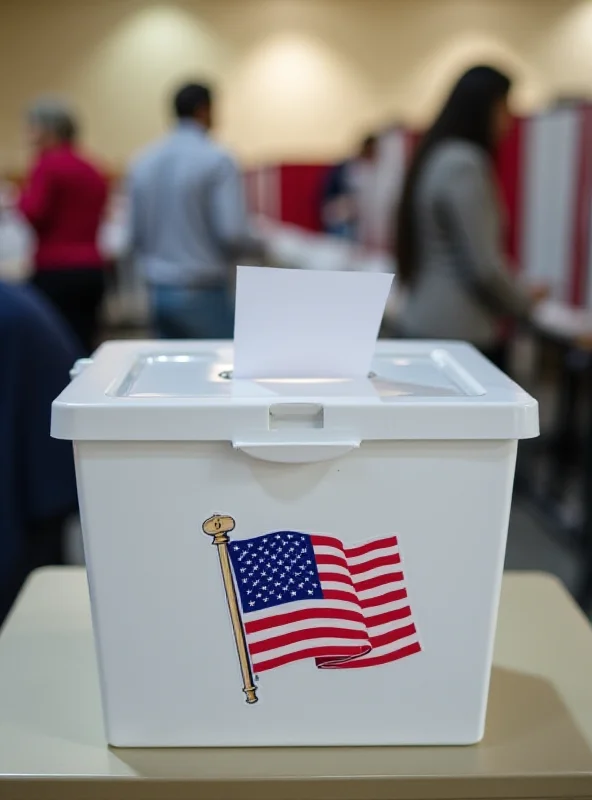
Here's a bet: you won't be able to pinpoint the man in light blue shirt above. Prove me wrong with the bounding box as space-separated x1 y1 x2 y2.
129 83 259 338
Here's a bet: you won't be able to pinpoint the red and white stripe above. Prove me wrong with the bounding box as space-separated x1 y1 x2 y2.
243 534 421 674
312 534 421 669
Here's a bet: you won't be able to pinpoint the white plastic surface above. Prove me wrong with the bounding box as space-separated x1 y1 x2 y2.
75 437 517 747
234 441 360 463
52 340 539 445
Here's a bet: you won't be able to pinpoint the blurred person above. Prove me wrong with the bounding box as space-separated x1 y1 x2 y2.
0 281 80 623
321 134 378 241
129 82 260 339
19 99 109 355
395 66 545 367
0 179 34 282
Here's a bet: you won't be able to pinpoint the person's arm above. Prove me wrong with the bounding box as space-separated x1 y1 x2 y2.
437 151 532 318
126 172 142 253
210 155 263 258
18 160 54 232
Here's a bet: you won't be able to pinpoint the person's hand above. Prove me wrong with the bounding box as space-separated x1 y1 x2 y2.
529 284 550 304
324 196 356 225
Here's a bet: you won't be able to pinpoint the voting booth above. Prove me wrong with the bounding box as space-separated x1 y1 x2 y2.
51 268 538 748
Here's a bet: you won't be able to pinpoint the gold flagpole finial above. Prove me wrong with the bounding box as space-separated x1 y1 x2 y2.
203 514 258 704
203 514 236 542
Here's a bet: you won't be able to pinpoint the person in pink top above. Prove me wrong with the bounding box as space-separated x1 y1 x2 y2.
19 99 109 354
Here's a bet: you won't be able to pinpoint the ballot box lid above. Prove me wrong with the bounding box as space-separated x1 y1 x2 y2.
51 340 538 449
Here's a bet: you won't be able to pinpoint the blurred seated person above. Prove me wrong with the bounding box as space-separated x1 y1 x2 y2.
19 99 109 355
129 82 262 339
321 134 378 241
0 281 80 623
395 66 545 368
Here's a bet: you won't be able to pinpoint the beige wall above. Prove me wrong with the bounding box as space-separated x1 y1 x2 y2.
2 0 592 172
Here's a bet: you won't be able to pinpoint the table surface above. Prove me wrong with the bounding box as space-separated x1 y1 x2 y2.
533 299 592 340
1 569 592 800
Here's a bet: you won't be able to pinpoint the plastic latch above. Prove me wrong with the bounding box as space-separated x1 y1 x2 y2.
269 403 324 430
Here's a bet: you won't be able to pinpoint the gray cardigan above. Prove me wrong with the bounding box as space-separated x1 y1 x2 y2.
397 140 531 347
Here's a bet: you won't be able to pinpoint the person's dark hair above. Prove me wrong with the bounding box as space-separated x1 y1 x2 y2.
395 65 512 285
173 83 212 120
360 134 377 159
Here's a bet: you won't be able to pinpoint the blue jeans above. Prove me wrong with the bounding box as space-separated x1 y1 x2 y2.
150 286 234 339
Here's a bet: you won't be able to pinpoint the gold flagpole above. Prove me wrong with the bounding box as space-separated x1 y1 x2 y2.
202 514 258 704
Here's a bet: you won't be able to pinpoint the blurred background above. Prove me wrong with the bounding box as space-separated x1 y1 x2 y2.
3 0 592 622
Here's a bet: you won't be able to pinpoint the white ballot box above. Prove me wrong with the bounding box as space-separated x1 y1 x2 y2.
51 340 538 748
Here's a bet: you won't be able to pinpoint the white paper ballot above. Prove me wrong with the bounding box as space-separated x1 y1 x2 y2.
233 266 394 379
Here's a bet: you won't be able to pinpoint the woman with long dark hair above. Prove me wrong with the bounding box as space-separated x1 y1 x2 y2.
395 66 542 362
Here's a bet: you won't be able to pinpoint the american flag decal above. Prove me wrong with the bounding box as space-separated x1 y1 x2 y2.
228 530 421 674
